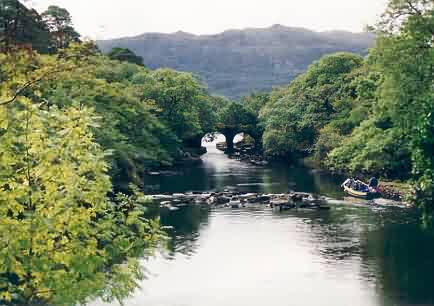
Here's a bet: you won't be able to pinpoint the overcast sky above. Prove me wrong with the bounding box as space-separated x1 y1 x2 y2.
30 0 389 40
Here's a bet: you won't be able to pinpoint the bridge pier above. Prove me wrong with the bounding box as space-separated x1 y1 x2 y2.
220 129 238 153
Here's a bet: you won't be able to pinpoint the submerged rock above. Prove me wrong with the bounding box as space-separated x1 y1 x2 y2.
149 194 173 200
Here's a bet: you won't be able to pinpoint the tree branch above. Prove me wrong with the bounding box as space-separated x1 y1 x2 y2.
406 0 422 15
0 48 94 107
0 67 73 106
0 77 43 106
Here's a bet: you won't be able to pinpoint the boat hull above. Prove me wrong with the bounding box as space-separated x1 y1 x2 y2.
343 185 377 199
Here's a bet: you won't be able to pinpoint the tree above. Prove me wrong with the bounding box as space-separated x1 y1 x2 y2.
107 47 144 66
0 0 51 53
241 92 270 116
41 5 80 50
0 51 165 305
259 52 364 158
137 68 211 142
373 0 433 221
327 0 433 222
42 55 179 189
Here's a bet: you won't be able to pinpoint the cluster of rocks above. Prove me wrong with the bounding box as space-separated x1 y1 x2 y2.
228 151 269 166
379 189 402 201
148 191 330 211
378 184 409 202
215 142 269 167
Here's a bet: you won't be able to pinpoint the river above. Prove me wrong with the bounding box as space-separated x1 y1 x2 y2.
94 137 434 306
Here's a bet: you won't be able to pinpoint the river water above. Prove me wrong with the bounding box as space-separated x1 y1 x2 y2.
95 138 434 306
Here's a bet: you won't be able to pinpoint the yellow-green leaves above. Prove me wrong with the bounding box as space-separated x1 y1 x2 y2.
0 50 166 306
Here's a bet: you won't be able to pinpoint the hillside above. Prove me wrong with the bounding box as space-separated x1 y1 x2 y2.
98 25 375 99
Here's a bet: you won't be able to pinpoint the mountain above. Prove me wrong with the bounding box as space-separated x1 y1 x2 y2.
98 25 375 99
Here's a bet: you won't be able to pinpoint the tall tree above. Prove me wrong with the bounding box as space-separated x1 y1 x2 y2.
0 0 51 53
137 69 211 142
41 5 80 50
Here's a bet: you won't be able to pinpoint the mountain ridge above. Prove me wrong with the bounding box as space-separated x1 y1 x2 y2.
98 25 375 98
104 24 369 40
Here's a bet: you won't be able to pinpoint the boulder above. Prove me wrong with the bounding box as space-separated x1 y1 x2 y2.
258 195 271 202
149 194 173 200
216 196 231 205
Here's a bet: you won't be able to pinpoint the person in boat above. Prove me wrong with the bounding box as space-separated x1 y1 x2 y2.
369 177 378 188
342 178 354 188
352 180 362 191
368 177 379 192
345 178 367 192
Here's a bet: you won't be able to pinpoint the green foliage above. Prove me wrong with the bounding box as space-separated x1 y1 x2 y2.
260 0 433 221
326 118 412 178
219 102 257 130
41 5 80 50
372 0 434 220
0 93 165 305
329 0 433 219
136 68 217 143
35 52 178 189
0 37 219 189
0 1 80 53
0 0 51 53
108 47 144 66
314 69 382 160
241 92 270 116
260 52 364 158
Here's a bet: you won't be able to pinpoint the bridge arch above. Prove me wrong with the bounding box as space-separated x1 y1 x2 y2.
201 130 261 153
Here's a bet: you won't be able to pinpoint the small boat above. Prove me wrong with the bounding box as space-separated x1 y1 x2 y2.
342 179 379 199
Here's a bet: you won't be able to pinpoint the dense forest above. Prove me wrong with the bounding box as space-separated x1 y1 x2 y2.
257 0 433 221
0 0 433 305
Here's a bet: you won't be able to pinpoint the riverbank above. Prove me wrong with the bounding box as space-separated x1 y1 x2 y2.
231 148 412 202
378 181 413 202
216 141 269 166
288 156 414 203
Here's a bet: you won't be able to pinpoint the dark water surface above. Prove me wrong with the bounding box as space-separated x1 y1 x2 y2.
94 140 434 306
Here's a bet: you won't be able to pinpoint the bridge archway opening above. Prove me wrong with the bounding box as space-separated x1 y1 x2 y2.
201 133 226 152
233 133 256 153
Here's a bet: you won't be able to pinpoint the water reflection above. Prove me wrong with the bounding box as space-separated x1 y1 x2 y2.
360 212 434 306
130 203 434 306
160 205 210 258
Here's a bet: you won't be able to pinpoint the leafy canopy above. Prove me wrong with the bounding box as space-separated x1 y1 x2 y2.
0 51 165 305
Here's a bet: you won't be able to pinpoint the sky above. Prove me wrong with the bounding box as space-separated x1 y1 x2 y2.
29 0 389 40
